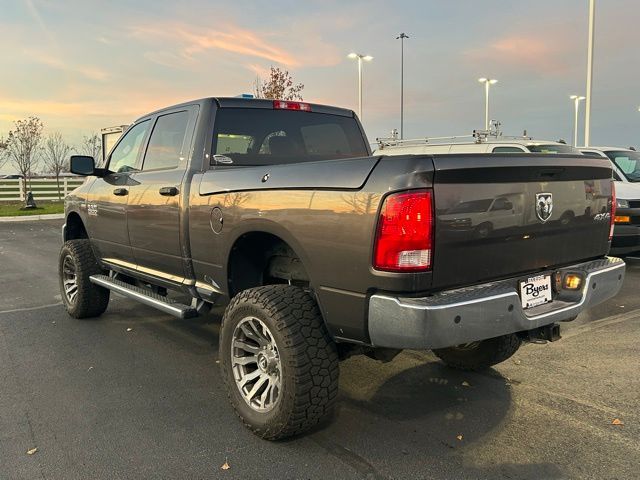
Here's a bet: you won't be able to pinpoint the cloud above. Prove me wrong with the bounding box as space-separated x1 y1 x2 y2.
22 0 54 43
130 23 300 67
23 48 110 81
465 33 576 76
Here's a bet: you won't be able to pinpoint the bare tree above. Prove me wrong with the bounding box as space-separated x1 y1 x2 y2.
6 116 44 193
0 136 8 170
80 133 102 162
341 193 381 215
254 66 304 101
41 132 72 200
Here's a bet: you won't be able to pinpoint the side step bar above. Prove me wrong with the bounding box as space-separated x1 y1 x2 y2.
89 274 198 319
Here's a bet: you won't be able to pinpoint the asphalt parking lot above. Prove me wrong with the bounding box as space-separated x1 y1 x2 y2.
1 219 639 480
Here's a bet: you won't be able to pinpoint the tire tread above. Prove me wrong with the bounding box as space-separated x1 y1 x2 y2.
221 285 339 440
59 239 109 318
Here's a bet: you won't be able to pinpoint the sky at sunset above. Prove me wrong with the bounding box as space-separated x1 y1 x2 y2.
1 0 639 172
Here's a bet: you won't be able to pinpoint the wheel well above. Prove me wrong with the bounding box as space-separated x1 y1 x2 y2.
228 232 310 298
65 212 88 240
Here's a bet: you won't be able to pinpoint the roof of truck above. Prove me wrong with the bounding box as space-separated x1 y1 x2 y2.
135 97 356 123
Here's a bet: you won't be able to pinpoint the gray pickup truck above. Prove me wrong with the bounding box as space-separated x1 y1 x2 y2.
61 97 625 439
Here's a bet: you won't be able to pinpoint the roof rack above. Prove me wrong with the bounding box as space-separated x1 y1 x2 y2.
375 122 533 149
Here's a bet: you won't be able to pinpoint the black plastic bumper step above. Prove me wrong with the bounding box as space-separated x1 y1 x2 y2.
89 274 198 319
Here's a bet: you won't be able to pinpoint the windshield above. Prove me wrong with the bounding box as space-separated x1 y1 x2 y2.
213 108 369 166
526 144 581 154
605 150 640 182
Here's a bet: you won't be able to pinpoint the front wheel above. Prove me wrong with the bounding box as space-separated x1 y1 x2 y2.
59 240 110 318
220 285 339 440
433 334 521 371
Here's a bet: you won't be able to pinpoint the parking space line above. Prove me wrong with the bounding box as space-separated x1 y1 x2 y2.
562 310 640 340
0 302 62 316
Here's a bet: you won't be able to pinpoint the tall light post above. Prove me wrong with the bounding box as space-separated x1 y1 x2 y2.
348 52 373 120
396 33 409 139
478 77 498 130
584 0 596 146
570 95 586 147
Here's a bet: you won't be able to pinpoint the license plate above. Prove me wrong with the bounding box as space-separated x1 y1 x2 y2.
519 274 552 309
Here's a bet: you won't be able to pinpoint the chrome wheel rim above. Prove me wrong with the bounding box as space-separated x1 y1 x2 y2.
231 316 281 413
455 341 481 351
62 254 79 304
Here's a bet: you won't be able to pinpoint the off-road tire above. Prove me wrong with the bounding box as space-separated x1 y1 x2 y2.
220 285 339 440
59 239 110 319
433 334 521 371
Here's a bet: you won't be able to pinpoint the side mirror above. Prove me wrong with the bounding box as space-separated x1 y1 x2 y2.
70 155 98 176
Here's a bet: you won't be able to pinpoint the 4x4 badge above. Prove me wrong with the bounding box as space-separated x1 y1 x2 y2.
535 193 553 222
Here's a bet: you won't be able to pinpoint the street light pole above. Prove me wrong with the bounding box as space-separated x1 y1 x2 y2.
478 78 498 130
348 53 373 120
570 95 586 147
396 33 409 139
584 0 596 146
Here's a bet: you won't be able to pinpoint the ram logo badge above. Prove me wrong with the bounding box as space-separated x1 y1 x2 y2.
535 193 553 223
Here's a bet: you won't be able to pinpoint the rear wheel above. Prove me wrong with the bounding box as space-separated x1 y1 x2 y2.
433 334 521 371
59 240 110 318
220 285 339 440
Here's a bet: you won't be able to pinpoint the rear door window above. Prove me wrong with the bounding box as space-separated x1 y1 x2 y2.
142 111 190 171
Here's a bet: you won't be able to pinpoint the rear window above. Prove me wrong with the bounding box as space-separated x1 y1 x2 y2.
212 108 368 166
526 144 580 154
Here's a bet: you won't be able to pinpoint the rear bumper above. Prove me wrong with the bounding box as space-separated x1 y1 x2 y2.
368 257 625 350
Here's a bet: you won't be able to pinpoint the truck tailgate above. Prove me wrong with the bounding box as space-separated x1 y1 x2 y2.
432 154 613 289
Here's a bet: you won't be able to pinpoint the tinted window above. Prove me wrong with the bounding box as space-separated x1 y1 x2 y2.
109 120 150 173
605 150 640 182
213 108 368 166
526 144 580 154
492 146 526 153
143 111 190 171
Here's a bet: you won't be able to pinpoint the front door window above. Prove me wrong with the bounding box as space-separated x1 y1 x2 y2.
108 120 151 173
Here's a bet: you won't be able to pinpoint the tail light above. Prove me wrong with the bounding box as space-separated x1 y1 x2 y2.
373 190 434 272
273 100 311 112
609 181 616 241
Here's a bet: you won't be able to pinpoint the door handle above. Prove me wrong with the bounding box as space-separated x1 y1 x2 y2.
113 187 128 196
159 186 179 196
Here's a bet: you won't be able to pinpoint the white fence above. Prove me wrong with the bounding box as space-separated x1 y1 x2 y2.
0 178 85 202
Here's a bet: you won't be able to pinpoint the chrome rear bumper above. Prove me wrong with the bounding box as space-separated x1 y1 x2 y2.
368 257 625 350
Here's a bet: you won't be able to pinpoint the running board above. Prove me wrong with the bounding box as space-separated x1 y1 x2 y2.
89 274 198 319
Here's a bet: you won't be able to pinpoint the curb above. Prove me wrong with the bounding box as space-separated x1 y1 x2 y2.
0 213 64 222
